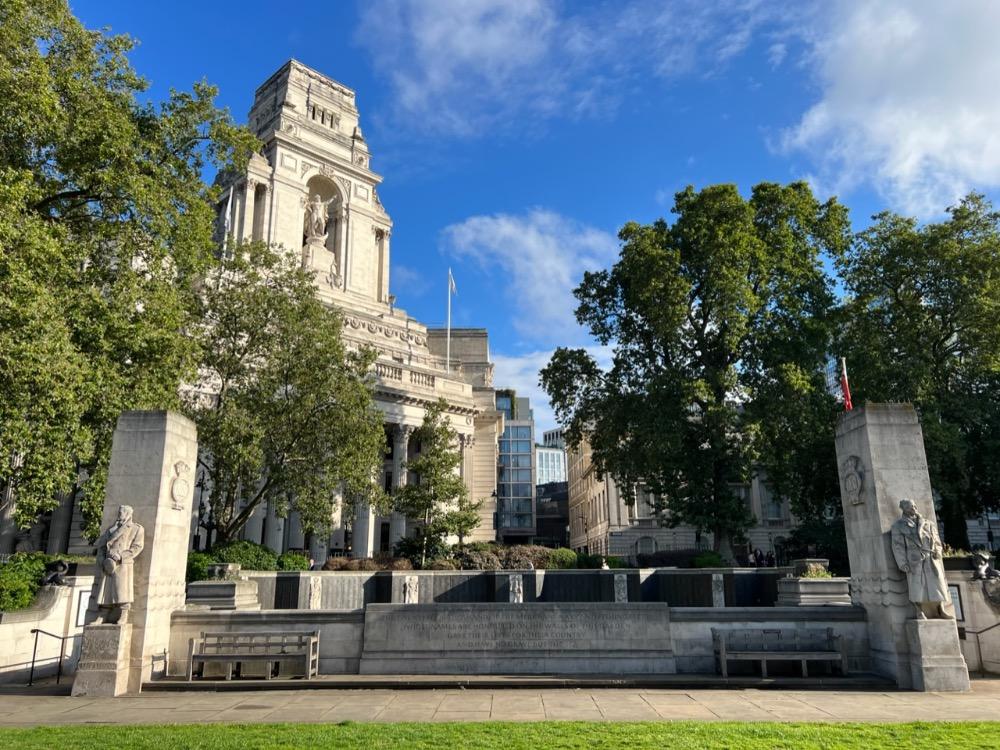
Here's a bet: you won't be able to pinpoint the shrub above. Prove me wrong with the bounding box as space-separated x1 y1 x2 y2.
498 546 535 570
322 556 349 571
386 557 414 571
354 557 381 571
455 548 502 570
393 531 450 567
186 551 215 583
605 556 627 569
635 549 702 568
575 552 602 569
547 548 577 570
425 558 459 570
277 552 311 571
212 540 278 571
693 551 724 568
0 552 50 611
801 563 833 579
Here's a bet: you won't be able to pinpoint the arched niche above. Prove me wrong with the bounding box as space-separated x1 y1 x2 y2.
302 175 346 283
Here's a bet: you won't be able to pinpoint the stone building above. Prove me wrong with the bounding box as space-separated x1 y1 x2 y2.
566 437 796 562
17 60 502 560
207 60 503 559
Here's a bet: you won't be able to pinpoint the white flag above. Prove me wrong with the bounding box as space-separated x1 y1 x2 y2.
448 268 457 295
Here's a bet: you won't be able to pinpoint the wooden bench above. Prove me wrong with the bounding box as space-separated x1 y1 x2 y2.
712 628 848 678
187 631 320 681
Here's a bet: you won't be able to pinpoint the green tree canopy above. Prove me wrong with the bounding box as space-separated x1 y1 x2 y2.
184 243 387 545
542 182 849 556
393 400 476 567
0 0 257 538
837 194 1000 547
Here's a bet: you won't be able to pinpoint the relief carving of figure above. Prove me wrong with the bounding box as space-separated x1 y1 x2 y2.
93 504 145 625
890 499 951 619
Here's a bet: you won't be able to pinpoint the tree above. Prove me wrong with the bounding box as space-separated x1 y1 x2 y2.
183 242 387 545
541 182 849 557
0 0 256 539
836 194 1000 547
393 400 475 567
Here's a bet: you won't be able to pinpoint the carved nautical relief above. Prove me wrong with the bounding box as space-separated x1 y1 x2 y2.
841 455 865 505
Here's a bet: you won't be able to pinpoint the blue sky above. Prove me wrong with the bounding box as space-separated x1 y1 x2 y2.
70 0 1000 430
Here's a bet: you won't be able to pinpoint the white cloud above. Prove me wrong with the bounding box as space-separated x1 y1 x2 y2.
782 0 1000 216
440 209 618 345
357 0 779 136
492 346 611 434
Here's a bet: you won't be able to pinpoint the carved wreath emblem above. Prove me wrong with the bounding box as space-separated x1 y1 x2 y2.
841 455 865 505
170 460 191 510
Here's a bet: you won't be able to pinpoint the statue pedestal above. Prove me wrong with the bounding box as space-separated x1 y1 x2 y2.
906 619 971 692
71 624 132 697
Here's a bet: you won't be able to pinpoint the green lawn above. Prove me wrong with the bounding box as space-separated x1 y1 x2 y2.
0 722 994 750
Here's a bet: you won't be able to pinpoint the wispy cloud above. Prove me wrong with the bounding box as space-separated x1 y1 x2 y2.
781 0 1000 216
440 209 618 345
356 0 783 137
390 264 430 300
493 346 612 433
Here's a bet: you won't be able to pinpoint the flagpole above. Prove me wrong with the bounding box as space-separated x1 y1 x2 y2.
446 268 452 373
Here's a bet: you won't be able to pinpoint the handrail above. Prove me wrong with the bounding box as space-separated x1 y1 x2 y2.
28 628 80 687
964 620 1000 677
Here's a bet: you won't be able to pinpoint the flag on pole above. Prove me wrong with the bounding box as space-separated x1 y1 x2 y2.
448 268 458 296
839 357 853 411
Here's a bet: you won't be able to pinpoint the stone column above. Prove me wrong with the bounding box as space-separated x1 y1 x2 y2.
240 180 257 241
835 403 969 691
72 411 198 696
389 424 414 550
262 500 284 552
352 502 375 558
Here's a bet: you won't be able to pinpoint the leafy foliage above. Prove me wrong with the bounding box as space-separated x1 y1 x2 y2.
836 194 1000 547
0 552 49 611
212 540 277 571
184 242 387 544
693 551 724 568
547 548 578 569
276 552 311 571
543 182 848 555
393 400 476 567
185 551 214 583
0 0 256 537
393 528 452 569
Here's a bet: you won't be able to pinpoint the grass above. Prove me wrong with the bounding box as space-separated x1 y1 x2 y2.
0 721 995 750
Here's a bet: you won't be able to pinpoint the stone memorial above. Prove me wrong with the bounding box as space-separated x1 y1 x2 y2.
73 411 198 696
509 574 523 604
835 404 969 691
359 602 676 674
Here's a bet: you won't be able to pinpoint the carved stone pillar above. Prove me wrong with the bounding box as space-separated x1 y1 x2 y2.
390 424 414 549
241 179 257 241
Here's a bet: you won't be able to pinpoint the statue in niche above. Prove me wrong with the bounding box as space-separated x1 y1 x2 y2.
303 193 337 242
509 574 523 603
403 575 419 604
890 499 951 619
93 504 145 625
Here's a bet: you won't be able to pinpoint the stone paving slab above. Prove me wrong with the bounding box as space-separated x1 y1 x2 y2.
1 680 1000 725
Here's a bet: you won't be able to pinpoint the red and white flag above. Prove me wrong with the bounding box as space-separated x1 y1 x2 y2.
839 357 853 411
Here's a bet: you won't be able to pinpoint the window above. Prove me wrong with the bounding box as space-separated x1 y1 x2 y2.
514 426 531 439
514 440 531 452
637 537 656 555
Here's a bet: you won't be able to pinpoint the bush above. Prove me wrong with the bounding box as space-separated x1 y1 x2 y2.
497 545 535 570
0 552 50 611
575 552 602 569
801 563 833 579
605 556 627 569
393 531 450 568
277 552 311 571
547 548 578 570
186 551 215 583
425 558 459 570
386 557 414 571
212 540 278 571
354 557 381 571
454 548 502 570
693 551 724 568
322 557 349 571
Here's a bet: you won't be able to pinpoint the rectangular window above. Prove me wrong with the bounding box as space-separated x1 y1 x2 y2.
514 440 531 452
499 440 510 452
514 426 532 439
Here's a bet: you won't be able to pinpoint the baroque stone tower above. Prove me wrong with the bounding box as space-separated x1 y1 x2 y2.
212 60 502 557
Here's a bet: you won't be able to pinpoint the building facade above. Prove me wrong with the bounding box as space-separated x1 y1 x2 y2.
566 437 797 562
535 445 567 485
495 390 536 543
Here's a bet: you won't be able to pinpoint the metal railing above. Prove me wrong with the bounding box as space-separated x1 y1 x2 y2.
965 620 1000 676
27 628 78 686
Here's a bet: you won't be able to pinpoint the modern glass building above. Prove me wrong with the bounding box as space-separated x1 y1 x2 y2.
536 445 567 485
495 389 536 541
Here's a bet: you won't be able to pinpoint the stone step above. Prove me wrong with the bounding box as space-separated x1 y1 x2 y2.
144 672 895 692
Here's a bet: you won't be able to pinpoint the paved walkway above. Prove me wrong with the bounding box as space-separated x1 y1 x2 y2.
2 680 1000 724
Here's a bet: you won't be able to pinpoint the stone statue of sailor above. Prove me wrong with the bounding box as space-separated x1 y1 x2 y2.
93 504 145 625
890 498 951 619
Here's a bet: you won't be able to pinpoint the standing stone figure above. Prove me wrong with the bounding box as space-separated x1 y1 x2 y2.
890 499 951 619
303 194 336 241
93 505 145 625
